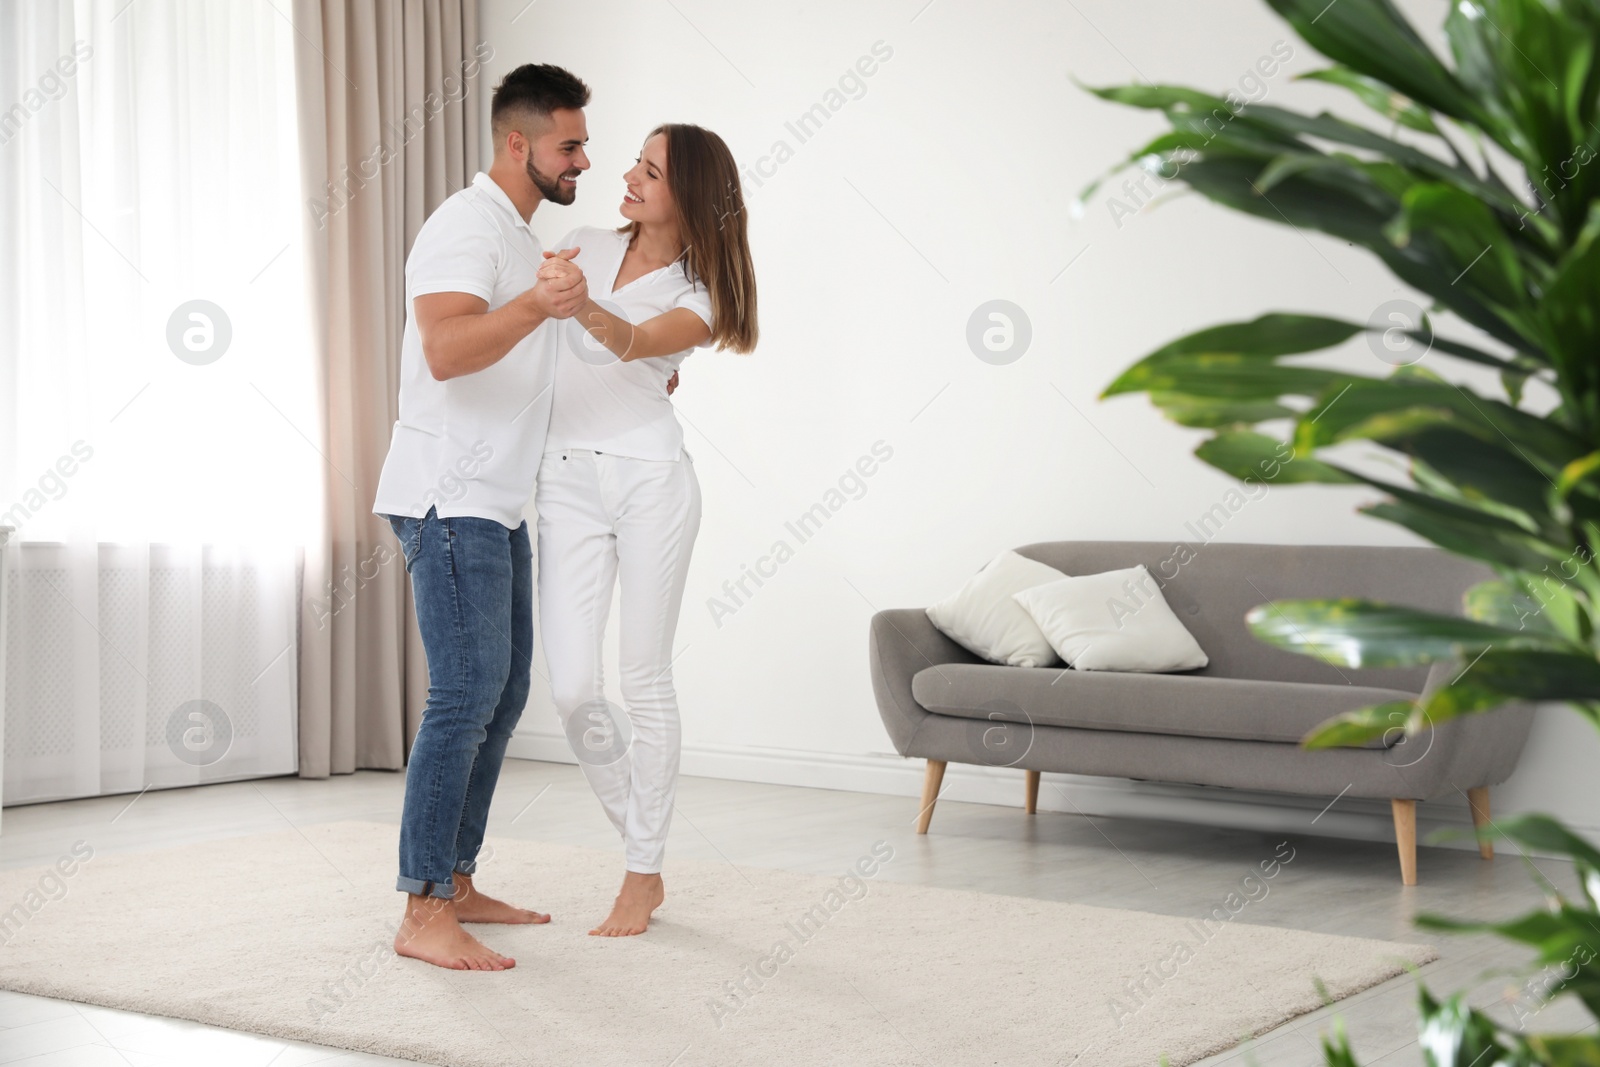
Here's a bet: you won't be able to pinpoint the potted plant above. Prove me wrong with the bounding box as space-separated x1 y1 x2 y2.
1086 0 1600 1061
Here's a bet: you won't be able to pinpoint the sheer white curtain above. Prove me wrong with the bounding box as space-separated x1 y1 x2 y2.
1 0 313 803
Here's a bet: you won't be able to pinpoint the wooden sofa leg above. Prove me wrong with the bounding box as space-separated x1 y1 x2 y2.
1467 786 1494 860
1392 799 1418 886
1025 770 1040 815
917 759 947 834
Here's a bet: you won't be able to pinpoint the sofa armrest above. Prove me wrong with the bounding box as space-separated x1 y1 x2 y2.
868 608 983 756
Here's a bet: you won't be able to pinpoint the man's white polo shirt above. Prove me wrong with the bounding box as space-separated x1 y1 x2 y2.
372 172 555 530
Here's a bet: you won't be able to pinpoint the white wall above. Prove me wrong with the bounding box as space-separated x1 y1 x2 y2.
486 0 1600 849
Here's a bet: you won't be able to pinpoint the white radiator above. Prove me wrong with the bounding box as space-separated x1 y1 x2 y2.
2 539 299 805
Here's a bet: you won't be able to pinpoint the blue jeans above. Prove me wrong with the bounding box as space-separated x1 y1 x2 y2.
383 507 533 899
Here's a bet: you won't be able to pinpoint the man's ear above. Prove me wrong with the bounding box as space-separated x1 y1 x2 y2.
505 128 528 163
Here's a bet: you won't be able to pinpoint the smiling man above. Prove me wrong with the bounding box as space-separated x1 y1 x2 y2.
371 63 592 971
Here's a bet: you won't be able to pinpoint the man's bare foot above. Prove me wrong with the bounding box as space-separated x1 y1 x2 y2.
590 871 664 937
394 893 516 970
452 873 551 925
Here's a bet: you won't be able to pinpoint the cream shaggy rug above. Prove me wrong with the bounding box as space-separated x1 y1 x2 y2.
0 820 1433 1067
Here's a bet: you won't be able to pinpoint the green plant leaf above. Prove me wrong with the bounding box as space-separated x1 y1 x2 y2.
1407 427 1556 528
1171 152 1539 353
1558 452 1600 499
1305 664 1520 749
1245 599 1565 667
1312 651 1600 748
1319 1019 1362 1067
1074 130 1213 207
1082 82 1246 118
1265 0 1488 126
1193 431 1356 485
1365 497 1569 575
1301 698 1421 749
1103 314 1365 389
1490 813 1600 890
1255 152 1427 213
1540 205 1600 420
1387 183 1536 328
1240 103 1528 215
1106 353 1357 401
1525 1035 1600 1067
1414 987 1526 1067
1445 0 1600 238
1463 578 1584 643
1310 454 1571 573
1421 332 1527 371
1418 895 1600 1022
1443 648 1600 702
1146 393 1298 429
1298 65 1444 133
1293 379 1587 473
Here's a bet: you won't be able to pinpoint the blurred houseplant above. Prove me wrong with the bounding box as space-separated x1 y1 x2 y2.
1085 0 1600 1061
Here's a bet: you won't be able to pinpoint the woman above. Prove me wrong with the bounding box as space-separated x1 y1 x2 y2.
534 123 758 936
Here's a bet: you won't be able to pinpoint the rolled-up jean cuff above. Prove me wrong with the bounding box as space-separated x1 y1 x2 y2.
396 874 455 899
454 858 478 876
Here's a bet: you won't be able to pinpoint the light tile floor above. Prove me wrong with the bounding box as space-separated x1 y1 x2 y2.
0 760 1589 1066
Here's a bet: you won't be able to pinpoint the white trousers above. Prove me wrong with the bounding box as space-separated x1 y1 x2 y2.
535 448 701 873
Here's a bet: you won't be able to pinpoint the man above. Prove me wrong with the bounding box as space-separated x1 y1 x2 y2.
372 63 592 971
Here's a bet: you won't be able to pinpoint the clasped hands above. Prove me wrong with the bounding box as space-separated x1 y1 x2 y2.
529 247 587 320
530 247 678 394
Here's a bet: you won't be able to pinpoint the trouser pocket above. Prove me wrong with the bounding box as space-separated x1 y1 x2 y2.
384 511 426 573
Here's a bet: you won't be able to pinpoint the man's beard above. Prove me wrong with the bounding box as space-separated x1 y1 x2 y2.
527 156 576 205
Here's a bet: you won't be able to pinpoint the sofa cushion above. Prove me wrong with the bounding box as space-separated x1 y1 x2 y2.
910 664 1417 749
924 550 1067 668
1012 565 1208 672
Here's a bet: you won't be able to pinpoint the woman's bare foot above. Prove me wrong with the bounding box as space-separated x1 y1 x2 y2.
394 893 516 970
452 873 551 925
590 871 664 937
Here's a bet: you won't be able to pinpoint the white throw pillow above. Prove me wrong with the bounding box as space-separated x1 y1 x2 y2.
925 551 1067 668
1011 565 1208 672
928 550 1062 668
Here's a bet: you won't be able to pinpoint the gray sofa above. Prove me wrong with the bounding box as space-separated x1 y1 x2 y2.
868 540 1537 885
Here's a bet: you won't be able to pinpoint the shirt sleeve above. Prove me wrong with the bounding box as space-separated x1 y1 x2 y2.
673 280 714 334
407 198 502 302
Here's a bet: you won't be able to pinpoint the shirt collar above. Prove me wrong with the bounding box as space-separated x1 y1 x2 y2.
471 171 533 233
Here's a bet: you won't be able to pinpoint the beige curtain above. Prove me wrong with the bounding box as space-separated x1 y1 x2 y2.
291 0 485 776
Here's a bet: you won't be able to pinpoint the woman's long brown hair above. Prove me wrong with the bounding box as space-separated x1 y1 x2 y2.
618 123 759 353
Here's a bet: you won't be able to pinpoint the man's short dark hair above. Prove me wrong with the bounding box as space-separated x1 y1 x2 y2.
491 64 590 143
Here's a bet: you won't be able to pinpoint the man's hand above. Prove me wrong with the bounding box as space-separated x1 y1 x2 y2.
529 247 586 319
538 246 582 283
667 370 680 396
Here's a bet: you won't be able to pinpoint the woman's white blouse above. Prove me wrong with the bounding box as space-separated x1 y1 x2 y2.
543 225 714 461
